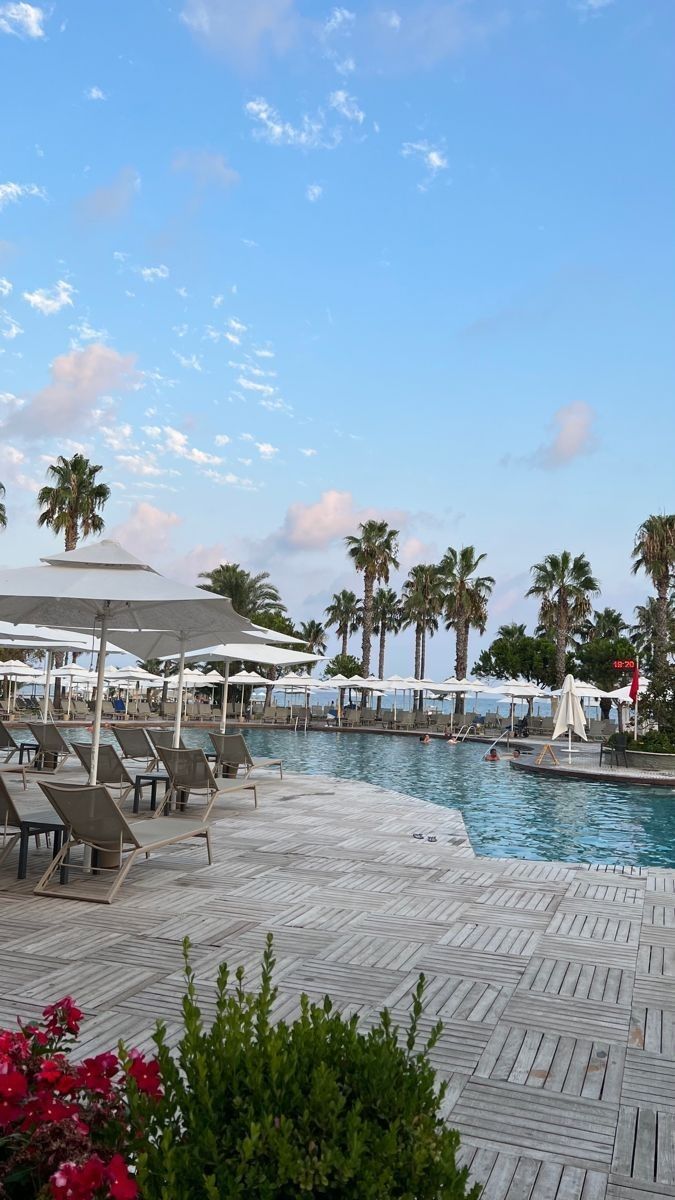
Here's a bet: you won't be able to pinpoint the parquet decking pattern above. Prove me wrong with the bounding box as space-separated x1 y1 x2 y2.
2 769 675 1199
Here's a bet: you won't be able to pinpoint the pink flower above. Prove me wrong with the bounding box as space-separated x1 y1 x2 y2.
43 997 84 1036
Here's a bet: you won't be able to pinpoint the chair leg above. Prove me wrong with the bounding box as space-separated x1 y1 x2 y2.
205 827 213 865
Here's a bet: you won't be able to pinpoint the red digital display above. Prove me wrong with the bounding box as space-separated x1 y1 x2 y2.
612 660 636 669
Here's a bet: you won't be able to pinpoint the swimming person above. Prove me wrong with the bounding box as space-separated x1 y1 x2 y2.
419 734 431 745
484 748 500 761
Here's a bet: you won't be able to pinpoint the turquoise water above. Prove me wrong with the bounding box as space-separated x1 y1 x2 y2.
34 725 675 868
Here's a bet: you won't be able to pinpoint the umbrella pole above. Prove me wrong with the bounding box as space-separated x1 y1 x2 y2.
89 608 109 785
634 694 638 741
173 648 186 748
41 650 53 723
220 662 230 733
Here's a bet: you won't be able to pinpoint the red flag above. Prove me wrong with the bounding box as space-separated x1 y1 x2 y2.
629 662 640 703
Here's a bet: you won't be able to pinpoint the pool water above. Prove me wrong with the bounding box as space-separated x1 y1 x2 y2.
42 725 675 869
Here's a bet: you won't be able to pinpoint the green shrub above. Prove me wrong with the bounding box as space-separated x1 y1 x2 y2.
628 731 675 754
126 936 479 1200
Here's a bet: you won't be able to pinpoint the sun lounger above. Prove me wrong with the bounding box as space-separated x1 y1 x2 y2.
71 742 136 804
208 732 282 780
0 774 64 879
27 723 72 772
33 781 212 903
114 726 157 770
157 746 258 814
0 720 37 764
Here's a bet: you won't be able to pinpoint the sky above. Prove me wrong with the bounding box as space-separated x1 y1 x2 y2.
0 0 673 677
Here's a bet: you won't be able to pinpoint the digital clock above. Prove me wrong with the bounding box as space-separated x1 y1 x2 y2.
612 660 636 669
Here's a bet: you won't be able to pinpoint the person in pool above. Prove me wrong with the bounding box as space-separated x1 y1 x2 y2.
419 734 431 745
484 748 500 761
444 732 459 744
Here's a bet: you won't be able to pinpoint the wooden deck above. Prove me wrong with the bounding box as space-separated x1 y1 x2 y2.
2 769 675 1199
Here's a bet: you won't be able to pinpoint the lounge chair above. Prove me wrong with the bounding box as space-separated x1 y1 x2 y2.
33 781 212 903
27 723 72 772
0 773 65 879
114 726 158 770
157 746 258 813
208 732 282 780
71 742 136 804
0 720 38 765
147 728 185 755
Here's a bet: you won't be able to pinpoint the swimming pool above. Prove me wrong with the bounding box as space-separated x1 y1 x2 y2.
36 725 675 868
183 728 675 868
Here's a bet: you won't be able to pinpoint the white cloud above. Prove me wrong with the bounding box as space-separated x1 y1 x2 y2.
0 310 22 339
99 423 134 451
162 425 221 465
203 469 257 490
139 264 169 282
255 347 275 358
245 98 339 150
299 447 317 456
215 433 231 446
380 9 401 31
328 90 364 124
0 181 46 211
0 277 12 297
116 454 163 477
260 397 292 415
237 375 275 397
172 349 203 371
240 432 254 441
0 2 45 37
401 140 448 189
22 279 75 316
256 442 279 460
69 318 108 346
172 323 188 338
212 294 224 308
529 402 598 469
577 0 614 10
306 183 323 202
176 286 188 298
228 317 247 333
86 86 106 101
324 7 355 35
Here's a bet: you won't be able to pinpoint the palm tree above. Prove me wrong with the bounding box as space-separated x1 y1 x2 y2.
0 482 6 530
631 595 675 675
631 514 675 681
298 619 327 670
496 622 527 641
401 565 445 707
37 454 110 550
578 607 627 644
372 587 401 714
373 588 401 680
345 520 399 677
324 589 362 658
526 551 600 687
441 546 495 710
199 563 285 619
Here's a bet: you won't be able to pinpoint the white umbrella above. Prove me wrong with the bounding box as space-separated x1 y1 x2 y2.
181 642 322 731
552 673 587 761
0 540 249 782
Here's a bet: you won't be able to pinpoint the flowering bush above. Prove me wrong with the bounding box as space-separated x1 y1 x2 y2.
0 997 158 1200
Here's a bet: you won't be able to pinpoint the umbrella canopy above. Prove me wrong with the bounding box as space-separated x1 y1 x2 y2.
552 680 612 699
0 540 249 779
608 677 650 703
553 674 588 758
229 669 272 686
181 642 322 731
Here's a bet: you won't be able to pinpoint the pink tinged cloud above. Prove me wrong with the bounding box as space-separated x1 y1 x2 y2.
110 502 182 562
277 488 408 551
5 343 137 438
534 401 597 469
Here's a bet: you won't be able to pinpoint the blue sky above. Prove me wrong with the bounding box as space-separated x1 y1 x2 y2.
0 0 673 676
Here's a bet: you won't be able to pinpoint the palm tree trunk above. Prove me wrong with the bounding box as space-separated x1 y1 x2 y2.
361 570 374 677
419 624 427 710
654 579 669 684
65 522 77 553
376 629 386 715
555 614 567 689
454 618 469 714
341 627 348 658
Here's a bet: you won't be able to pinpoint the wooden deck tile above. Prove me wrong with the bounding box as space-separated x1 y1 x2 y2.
3 768 675 1187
